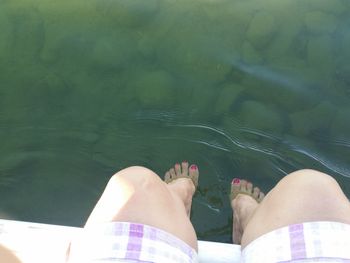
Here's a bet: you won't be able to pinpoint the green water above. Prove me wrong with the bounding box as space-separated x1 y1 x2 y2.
1 0 350 243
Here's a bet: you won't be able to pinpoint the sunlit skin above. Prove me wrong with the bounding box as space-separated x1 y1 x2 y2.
0 245 21 263
230 169 350 248
65 163 199 262
77 163 199 253
85 175 136 226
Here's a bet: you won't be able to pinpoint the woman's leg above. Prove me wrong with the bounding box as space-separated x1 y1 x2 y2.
84 162 199 251
231 169 350 248
0 245 21 263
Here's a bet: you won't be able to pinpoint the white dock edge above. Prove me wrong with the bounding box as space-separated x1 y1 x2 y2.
0 219 241 263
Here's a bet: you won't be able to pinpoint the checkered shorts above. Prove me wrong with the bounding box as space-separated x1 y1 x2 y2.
67 222 198 263
242 221 350 262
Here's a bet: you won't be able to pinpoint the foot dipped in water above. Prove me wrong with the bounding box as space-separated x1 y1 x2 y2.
230 178 265 244
164 161 199 217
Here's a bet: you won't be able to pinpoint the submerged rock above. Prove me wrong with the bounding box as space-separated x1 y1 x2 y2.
132 70 175 107
331 108 350 140
338 31 350 61
0 8 12 61
6 5 45 62
304 11 337 35
307 35 334 73
137 35 156 58
264 15 302 62
306 0 345 15
39 1 97 63
92 34 136 69
157 38 232 85
246 11 277 50
220 0 256 27
290 102 336 137
96 0 159 27
236 100 284 135
189 82 220 114
215 83 244 114
328 107 350 170
242 41 263 65
153 5 233 85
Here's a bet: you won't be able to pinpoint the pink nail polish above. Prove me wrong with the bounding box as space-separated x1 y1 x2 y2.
232 178 240 184
190 165 197 170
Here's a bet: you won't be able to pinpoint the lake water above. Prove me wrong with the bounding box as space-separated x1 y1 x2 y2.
0 0 350 243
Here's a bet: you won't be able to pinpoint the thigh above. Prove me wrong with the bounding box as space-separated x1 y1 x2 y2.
241 169 350 247
85 166 198 251
0 245 21 263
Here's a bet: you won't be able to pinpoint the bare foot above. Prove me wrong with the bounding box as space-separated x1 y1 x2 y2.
164 161 199 216
230 178 265 244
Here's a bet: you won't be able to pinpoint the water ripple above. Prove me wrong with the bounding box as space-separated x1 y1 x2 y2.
169 122 350 178
170 123 286 161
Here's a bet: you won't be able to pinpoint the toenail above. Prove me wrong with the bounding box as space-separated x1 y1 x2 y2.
232 178 240 184
182 161 188 164
190 164 197 170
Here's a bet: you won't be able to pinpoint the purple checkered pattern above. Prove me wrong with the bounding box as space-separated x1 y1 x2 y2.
68 222 198 263
289 223 307 260
242 221 350 263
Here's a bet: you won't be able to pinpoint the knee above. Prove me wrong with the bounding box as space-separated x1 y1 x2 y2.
284 169 337 184
108 166 162 191
277 169 340 195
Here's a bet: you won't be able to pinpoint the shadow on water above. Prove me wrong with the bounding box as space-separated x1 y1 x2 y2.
0 0 350 243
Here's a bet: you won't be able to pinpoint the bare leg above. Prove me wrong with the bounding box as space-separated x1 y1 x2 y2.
231 169 350 248
85 162 199 251
230 179 264 245
0 245 21 263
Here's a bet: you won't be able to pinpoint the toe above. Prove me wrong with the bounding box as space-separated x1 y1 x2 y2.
253 187 260 200
231 178 241 200
189 164 199 187
169 168 176 179
246 182 253 194
174 163 181 176
181 161 189 176
240 180 248 193
258 191 265 202
164 171 171 183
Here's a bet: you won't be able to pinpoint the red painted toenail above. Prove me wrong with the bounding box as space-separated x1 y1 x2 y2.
190 165 197 170
232 178 240 184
